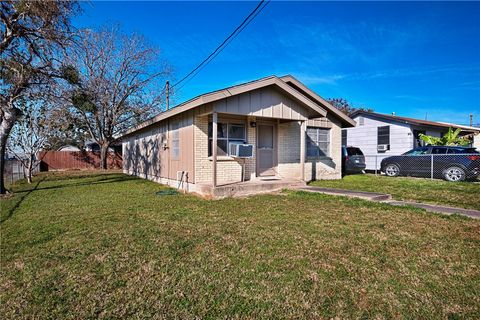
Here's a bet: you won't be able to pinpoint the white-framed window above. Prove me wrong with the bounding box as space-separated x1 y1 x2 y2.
306 127 330 157
171 120 180 160
377 125 390 146
208 122 246 156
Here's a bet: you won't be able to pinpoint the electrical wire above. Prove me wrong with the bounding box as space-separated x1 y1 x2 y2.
172 0 268 90
175 0 270 92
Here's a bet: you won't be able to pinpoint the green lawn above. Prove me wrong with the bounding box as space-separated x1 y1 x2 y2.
310 174 480 211
1 172 479 319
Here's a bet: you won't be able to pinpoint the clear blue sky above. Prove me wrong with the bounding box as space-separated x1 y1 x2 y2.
75 1 480 125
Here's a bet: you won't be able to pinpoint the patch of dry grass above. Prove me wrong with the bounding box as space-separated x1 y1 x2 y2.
1 172 479 318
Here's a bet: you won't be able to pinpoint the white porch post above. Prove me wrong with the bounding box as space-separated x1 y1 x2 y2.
212 112 218 187
300 120 306 181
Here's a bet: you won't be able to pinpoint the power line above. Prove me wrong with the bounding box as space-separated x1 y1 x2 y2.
175 0 270 92
172 0 268 90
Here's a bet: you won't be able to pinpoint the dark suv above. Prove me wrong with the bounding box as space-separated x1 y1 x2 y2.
342 146 366 174
380 146 480 181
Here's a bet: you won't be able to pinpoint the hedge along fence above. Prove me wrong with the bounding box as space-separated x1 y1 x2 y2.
38 151 123 171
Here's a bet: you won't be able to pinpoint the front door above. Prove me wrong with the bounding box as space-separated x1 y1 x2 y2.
257 123 276 176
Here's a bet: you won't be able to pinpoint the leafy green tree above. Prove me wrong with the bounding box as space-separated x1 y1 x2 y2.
419 127 470 146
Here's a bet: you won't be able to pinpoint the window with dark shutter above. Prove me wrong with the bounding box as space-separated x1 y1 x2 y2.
377 126 390 146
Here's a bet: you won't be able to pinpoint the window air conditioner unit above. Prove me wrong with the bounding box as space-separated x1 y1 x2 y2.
377 144 389 152
229 143 254 158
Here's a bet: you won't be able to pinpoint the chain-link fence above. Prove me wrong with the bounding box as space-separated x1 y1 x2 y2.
3 159 39 186
363 153 480 181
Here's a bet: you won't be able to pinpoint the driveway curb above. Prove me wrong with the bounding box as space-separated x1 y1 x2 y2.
296 186 480 219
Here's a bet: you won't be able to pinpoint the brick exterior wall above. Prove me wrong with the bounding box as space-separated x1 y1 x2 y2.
245 120 256 180
194 113 342 185
194 115 246 185
277 121 302 179
304 115 342 180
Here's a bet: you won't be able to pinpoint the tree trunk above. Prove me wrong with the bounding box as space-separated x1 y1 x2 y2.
100 143 110 170
26 154 33 184
0 107 18 194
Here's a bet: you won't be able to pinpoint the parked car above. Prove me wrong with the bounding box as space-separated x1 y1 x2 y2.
342 146 366 174
380 146 480 181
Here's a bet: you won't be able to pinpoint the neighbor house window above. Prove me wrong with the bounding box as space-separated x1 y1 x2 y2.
358 116 364 126
306 127 330 157
208 122 246 156
171 120 180 160
341 130 347 146
377 126 390 147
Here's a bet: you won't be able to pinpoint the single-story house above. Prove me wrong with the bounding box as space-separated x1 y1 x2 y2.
120 75 356 197
57 145 81 152
343 111 480 170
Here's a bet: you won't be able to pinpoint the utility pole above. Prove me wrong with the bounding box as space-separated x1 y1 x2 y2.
165 81 170 110
470 114 473 127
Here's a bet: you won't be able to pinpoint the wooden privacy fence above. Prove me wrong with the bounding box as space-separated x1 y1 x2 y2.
38 151 122 171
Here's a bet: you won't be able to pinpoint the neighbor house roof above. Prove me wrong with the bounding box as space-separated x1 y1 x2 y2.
350 111 480 133
121 75 356 137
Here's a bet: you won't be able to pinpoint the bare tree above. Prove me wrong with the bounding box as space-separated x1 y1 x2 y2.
327 98 373 116
7 98 51 183
0 0 78 193
61 27 169 169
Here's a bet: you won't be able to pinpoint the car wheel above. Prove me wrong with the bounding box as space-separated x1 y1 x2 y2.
385 164 400 177
443 166 466 182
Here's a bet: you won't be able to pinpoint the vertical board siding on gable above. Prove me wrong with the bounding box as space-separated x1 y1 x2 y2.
261 89 273 118
212 87 309 121
238 93 250 115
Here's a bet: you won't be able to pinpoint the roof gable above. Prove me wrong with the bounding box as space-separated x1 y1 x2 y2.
280 75 356 127
122 76 335 136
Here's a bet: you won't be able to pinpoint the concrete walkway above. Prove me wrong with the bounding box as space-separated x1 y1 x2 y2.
298 186 480 219
300 186 391 201
386 201 480 219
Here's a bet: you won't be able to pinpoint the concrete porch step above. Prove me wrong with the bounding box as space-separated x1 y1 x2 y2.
198 179 306 198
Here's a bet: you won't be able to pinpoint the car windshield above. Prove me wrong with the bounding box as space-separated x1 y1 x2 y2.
347 147 363 156
403 147 429 155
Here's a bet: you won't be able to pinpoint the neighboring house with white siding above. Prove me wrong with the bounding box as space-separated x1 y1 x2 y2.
120 75 356 197
343 111 480 170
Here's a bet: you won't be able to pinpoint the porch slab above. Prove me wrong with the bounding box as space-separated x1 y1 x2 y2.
197 178 306 199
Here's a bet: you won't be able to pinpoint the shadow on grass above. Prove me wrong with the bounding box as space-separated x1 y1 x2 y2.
1 176 47 224
30 174 138 192
1 174 138 224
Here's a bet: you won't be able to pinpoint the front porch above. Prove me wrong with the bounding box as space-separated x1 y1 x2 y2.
199 111 309 187
191 83 342 195
196 176 306 199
